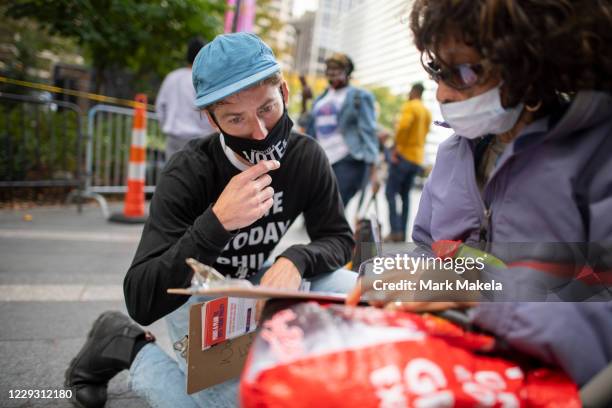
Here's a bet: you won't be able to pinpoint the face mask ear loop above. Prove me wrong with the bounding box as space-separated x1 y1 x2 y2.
279 85 287 113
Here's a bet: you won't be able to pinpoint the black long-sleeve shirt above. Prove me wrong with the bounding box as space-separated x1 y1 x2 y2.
124 131 354 325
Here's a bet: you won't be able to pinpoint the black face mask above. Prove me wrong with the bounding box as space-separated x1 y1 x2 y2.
211 89 293 165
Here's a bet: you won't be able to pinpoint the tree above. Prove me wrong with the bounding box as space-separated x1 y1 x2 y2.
254 0 286 59
5 0 226 93
368 86 405 132
0 4 80 94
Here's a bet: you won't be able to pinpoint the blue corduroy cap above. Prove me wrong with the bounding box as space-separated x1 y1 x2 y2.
192 33 281 108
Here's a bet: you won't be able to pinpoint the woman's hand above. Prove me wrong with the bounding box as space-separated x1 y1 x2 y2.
383 301 477 312
346 265 479 312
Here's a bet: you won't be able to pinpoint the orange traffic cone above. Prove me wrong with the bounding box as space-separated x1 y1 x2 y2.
109 94 148 223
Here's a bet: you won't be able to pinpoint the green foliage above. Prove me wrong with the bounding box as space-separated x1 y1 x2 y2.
0 101 81 181
255 0 285 58
4 0 227 91
367 86 405 132
0 5 80 94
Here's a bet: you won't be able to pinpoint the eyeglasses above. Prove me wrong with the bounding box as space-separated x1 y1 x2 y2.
421 54 489 90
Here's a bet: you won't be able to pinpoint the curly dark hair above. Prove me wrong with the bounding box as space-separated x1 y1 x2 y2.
410 0 612 109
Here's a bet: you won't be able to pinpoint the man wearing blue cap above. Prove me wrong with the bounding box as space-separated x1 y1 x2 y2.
65 33 356 408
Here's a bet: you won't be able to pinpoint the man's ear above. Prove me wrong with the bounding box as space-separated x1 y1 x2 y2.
204 110 219 131
281 81 290 105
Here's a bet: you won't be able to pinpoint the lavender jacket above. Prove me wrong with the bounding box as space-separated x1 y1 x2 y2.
412 91 612 385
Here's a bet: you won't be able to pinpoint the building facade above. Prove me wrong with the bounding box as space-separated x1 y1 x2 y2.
291 0 452 166
264 0 297 71
291 0 364 76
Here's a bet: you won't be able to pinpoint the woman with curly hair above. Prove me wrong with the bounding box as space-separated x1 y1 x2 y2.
350 0 612 386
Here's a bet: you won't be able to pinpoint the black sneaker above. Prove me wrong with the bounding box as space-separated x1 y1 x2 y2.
64 311 154 408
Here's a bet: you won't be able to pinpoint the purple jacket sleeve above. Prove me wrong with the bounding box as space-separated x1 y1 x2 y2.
470 134 612 386
469 302 612 386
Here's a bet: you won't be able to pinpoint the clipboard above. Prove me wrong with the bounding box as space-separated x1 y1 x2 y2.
176 281 350 394
169 286 348 301
186 301 256 394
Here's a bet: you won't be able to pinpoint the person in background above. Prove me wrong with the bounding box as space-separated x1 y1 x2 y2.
156 36 214 160
385 83 431 242
296 74 314 133
299 75 313 115
305 53 379 207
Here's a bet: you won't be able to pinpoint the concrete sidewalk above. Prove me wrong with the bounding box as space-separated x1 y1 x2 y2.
0 188 420 407
0 204 158 407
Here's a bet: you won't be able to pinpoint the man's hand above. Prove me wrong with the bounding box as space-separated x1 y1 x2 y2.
212 160 280 231
256 257 302 320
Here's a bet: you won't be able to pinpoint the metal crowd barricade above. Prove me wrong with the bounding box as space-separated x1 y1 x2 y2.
79 104 166 218
0 92 84 210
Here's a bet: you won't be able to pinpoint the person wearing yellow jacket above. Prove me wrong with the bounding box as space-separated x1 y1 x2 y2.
385 83 431 242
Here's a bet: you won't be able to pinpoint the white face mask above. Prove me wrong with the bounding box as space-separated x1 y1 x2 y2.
440 84 524 139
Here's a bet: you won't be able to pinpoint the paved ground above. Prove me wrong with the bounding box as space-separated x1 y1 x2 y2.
0 188 420 407
0 204 158 408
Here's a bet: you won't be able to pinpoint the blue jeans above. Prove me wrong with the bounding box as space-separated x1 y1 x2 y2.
129 267 357 407
385 155 421 237
332 155 370 206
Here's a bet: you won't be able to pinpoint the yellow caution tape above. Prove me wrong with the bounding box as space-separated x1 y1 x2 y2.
0 76 153 110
